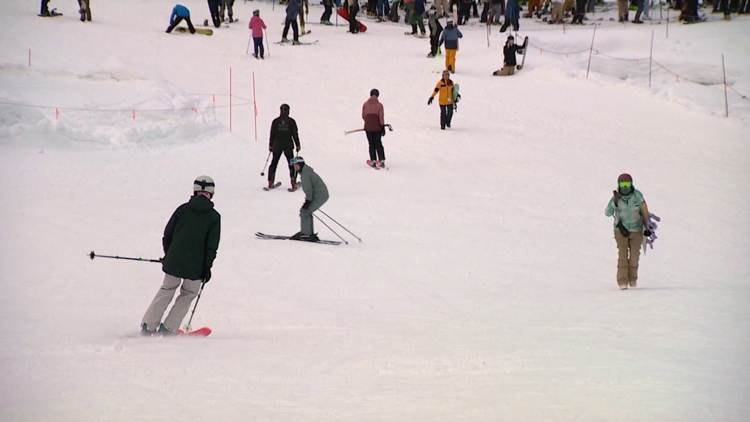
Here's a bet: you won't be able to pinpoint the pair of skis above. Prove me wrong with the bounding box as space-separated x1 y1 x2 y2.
256 232 342 246
263 182 300 192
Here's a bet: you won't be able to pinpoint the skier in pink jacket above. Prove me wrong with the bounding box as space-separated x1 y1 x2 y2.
248 10 267 59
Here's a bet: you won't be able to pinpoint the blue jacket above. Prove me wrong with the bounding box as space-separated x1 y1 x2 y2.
286 0 302 20
439 24 463 50
171 5 190 25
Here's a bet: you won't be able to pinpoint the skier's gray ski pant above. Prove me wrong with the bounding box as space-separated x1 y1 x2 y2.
142 274 202 332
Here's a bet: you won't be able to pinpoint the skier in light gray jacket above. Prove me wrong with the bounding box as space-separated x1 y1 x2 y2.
290 157 329 241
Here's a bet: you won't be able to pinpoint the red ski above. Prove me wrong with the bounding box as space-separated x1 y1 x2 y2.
337 7 367 33
178 327 212 337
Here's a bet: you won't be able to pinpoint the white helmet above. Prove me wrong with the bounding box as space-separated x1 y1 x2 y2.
193 175 215 197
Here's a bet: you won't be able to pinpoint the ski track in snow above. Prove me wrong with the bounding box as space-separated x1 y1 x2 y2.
0 1 749 421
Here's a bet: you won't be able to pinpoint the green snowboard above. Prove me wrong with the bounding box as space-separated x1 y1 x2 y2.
452 83 461 110
176 27 213 36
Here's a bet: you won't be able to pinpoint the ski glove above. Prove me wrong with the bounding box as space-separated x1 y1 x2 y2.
202 268 212 283
381 125 386 137
301 200 311 210
643 229 652 237
427 97 434 105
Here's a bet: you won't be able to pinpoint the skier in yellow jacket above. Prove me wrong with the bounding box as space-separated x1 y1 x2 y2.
427 70 458 130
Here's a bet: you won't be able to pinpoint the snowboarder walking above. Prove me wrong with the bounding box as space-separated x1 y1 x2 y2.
604 173 650 290
249 9 267 58
427 70 457 130
141 176 221 335
439 19 462 73
268 104 301 190
166 4 196 34
493 35 525 76
290 157 329 241
282 0 303 43
362 89 387 167
427 7 443 58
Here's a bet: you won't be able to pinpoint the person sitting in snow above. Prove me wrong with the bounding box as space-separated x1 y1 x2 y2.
166 4 196 33
493 35 525 76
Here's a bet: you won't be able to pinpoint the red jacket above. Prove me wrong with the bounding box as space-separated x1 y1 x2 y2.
362 96 384 132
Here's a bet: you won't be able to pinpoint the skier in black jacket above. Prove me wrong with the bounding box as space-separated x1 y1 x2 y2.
268 104 301 190
141 176 221 335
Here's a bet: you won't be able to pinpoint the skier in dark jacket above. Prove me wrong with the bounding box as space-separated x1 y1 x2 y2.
493 35 525 76
207 0 221 27
141 176 221 335
282 0 303 43
268 104 301 190
427 8 443 58
166 4 195 33
362 89 387 167
290 157 329 241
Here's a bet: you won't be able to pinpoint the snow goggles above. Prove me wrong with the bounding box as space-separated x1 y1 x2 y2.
290 157 302 164
618 181 632 188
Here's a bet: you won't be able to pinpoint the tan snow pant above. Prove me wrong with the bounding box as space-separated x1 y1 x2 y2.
142 274 202 332
494 65 516 76
614 231 643 288
436 0 451 16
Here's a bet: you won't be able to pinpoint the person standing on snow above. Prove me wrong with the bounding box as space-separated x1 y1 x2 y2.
493 35 525 76
439 19 462 73
407 0 427 36
207 0 221 27
499 0 520 32
141 176 221 335
166 4 196 34
321 0 334 24
348 0 361 34
268 104 301 190
427 7 443 58
362 89 387 168
604 173 650 290
427 70 457 130
220 0 235 23
282 0 303 44
290 157 329 242
249 9 267 58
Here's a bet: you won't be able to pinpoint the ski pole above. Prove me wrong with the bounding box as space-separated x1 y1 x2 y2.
317 209 362 243
246 33 252 54
344 128 365 135
260 151 272 176
313 213 348 245
89 251 161 263
265 30 271 57
184 282 206 332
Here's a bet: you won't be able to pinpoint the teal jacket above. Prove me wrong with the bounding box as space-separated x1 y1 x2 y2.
605 189 646 232
299 164 329 202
